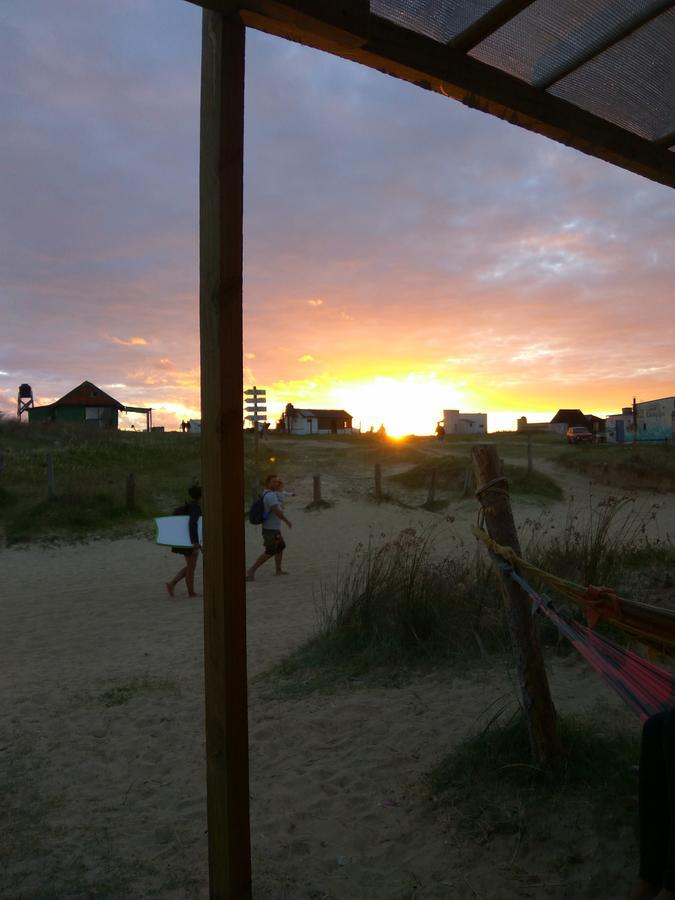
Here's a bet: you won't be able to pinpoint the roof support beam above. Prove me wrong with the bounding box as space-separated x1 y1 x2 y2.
187 0 674 188
199 9 252 898
655 128 675 149
534 0 675 90
447 0 536 53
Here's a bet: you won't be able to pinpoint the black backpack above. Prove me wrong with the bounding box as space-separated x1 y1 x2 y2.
248 490 271 525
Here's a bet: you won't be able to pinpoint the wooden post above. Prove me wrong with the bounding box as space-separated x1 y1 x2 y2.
200 11 251 899
472 443 560 767
313 474 322 504
126 473 135 511
527 432 533 476
374 463 382 499
426 466 437 505
46 452 55 499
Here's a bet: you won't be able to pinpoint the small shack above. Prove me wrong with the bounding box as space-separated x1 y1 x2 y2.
28 381 152 430
283 405 353 435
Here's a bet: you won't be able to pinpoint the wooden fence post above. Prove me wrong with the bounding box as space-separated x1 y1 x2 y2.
313 474 322 504
426 466 437 505
126 473 136 511
374 463 382 499
46 452 55 499
527 433 533 476
472 442 560 767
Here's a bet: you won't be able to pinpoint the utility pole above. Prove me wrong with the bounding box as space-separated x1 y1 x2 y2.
633 396 638 446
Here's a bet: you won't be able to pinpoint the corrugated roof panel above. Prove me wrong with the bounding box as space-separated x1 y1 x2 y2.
468 0 668 86
550 8 675 142
371 0 501 44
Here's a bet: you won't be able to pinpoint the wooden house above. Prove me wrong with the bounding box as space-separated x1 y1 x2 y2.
28 381 152 430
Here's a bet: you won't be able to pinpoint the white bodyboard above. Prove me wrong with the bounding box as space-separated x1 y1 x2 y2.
155 515 203 548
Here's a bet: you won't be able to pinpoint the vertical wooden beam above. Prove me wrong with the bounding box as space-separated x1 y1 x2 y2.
200 10 252 899
472 443 560 767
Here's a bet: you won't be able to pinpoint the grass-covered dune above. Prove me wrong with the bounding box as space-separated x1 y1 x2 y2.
0 418 203 545
558 444 675 492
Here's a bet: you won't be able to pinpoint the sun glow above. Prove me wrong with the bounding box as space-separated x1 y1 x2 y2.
337 376 467 438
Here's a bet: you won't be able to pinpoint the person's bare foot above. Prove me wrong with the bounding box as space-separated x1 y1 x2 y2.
165 582 175 597
275 570 289 576
188 592 202 598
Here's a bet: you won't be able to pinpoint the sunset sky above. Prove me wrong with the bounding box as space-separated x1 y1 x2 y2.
2 1 674 437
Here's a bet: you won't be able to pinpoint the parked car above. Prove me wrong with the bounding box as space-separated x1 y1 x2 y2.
566 425 594 444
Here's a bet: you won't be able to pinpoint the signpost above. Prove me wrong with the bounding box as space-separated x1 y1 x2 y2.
244 386 267 485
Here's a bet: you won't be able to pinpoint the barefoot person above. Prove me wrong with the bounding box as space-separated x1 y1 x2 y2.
631 709 675 900
166 484 202 598
246 474 292 581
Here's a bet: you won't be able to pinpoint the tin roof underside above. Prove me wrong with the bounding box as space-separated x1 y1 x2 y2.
190 0 675 188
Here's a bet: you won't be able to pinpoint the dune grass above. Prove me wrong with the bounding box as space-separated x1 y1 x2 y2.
428 708 639 868
273 528 508 692
558 444 675 492
273 496 675 691
389 454 564 502
0 418 267 544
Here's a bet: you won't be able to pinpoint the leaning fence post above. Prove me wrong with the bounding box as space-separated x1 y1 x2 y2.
374 463 382 499
472 442 560 767
527 433 533 476
46 452 55 499
426 466 437 505
313 474 322 504
126 473 136 510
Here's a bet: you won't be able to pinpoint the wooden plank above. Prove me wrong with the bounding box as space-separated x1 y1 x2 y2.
199 10 252 899
472 443 560 766
186 0 675 189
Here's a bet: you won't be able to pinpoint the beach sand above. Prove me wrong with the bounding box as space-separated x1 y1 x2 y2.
2 468 670 898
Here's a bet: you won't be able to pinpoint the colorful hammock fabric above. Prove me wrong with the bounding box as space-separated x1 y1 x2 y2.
496 557 675 722
473 526 675 658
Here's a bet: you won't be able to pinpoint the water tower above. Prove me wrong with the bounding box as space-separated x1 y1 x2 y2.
17 384 34 420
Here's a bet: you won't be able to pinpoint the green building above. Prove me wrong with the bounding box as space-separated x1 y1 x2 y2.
28 381 152 430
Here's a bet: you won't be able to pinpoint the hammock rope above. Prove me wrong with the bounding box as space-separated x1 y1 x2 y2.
487 550 675 722
472 525 675 657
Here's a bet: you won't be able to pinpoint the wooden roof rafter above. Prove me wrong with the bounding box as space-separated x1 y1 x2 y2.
188 0 675 189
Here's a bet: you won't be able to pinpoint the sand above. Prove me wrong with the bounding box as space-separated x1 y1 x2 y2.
2 468 672 899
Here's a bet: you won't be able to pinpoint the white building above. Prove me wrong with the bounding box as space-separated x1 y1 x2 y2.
443 409 487 435
285 407 353 435
606 397 675 443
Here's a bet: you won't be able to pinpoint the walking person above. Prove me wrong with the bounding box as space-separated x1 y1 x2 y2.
166 484 202 598
246 474 292 581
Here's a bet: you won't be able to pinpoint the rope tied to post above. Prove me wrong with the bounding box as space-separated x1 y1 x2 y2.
474 474 510 500
473 525 675 656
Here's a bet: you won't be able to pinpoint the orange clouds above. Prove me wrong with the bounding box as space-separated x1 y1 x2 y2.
110 336 149 347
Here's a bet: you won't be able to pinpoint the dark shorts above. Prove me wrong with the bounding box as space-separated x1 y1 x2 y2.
262 528 285 556
171 546 199 558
